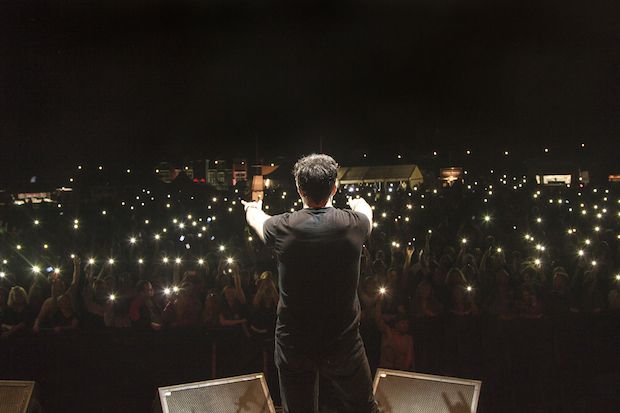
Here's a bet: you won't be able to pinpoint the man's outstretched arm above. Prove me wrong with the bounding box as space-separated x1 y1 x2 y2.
348 197 373 234
241 199 271 243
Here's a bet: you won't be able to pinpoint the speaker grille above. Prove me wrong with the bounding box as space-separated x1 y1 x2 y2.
374 370 481 413
0 381 35 413
160 374 274 413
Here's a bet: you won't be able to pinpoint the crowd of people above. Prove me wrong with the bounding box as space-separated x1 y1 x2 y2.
1 162 619 373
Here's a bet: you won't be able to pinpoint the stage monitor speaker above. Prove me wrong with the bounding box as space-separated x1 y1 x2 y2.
0 380 41 413
373 369 481 413
158 373 276 413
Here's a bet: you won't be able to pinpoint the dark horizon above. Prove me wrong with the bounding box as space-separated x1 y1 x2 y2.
2 0 620 182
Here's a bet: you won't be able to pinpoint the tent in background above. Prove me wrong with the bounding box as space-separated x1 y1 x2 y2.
337 164 424 189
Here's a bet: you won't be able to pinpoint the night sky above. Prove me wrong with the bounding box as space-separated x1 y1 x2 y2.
2 0 620 182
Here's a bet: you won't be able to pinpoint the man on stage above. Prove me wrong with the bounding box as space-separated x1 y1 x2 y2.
242 154 378 413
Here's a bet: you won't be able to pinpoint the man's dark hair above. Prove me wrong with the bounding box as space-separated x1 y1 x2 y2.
292 154 339 203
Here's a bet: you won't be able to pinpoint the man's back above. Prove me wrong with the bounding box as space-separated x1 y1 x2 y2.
264 206 370 350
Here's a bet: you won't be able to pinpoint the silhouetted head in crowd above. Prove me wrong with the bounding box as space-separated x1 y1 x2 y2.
223 285 239 306
462 253 476 267
462 262 478 283
104 276 117 293
446 268 467 289
416 280 433 300
551 267 569 292
362 276 379 296
204 292 218 311
450 285 471 312
57 294 74 315
443 246 457 260
386 268 399 286
485 236 495 250
495 269 510 289
182 270 199 285
485 255 499 272
520 266 538 286
136 280 154 298
473 248 483 263
494 249 507 266
178 282 194 300
293 153 338 208
51 277 67 299
391 314 410 334
8 286 28 309
92 279 108 303
439 254 453 271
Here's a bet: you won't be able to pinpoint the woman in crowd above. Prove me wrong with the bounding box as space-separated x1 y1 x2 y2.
249 272 278 336
376 290 414 371
219 270 248 329
49 294 79 332
484 269 515 319
1 286 34 338
412 279 443 318
202 291 220 329
447 284 479 316
81 269 110 329
129 280 162 330
381 267 406 315
162 282 202 328
575 266 606 313
33 257 82 332
515 285 543 319
545 267 573 315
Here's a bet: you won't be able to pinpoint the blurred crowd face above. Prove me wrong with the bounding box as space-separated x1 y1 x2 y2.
104 276 116 293
9 286 28 308
51 278 67 298
57 294 73 314
224 286 237 304
178 283 194 301
439 255 452 270
204 293 217 312
446 268 465 288
142 282 154 298
417 281 432 299
431 268 444 286
462 263 477 281
463 254 476 267
495 251 507 266
363 277 379 296
495 270 510 288
93 279 108 302
521 288 535 305
451 285 466 306
486 256 498 272
552 274 568 291
395 319 409 334
520 268 535 285
387 269 398 285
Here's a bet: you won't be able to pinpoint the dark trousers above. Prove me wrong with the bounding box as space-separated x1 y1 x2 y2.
275 332 378 413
